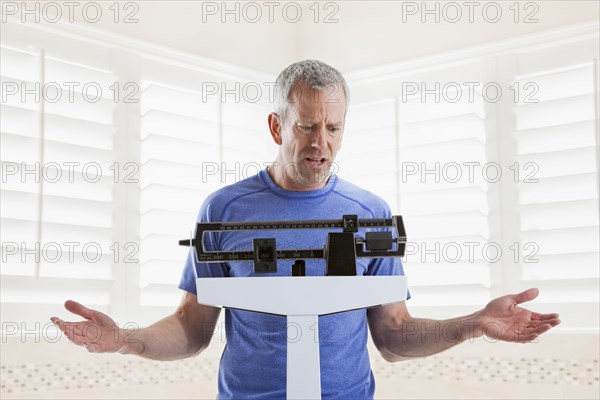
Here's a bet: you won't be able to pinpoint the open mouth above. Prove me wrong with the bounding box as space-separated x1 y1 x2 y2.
306 157 326 166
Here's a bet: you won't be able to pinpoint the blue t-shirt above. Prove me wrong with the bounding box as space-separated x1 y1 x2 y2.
179 168 408 399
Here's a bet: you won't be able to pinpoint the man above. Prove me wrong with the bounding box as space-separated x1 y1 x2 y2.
51 60 561 399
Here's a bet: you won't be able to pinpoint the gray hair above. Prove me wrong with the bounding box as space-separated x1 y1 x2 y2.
274 59 350 122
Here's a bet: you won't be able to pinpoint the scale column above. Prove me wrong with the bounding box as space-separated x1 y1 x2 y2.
286 314 321 400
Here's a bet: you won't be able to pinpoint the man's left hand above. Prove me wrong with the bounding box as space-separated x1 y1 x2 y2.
475 288 561 342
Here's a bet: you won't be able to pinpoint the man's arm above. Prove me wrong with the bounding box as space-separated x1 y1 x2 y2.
51 291 221 361
367 288 561 362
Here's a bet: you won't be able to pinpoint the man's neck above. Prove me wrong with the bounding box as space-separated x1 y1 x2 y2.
267 163 330 192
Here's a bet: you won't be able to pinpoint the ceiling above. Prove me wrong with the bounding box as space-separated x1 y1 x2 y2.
52 1 600 74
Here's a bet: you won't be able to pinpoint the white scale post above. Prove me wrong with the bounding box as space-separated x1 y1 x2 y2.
196 275 408 400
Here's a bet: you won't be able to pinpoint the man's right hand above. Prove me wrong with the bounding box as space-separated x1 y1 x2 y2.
50 300 141 354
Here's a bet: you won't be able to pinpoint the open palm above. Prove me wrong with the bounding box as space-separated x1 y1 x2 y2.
51 300 135 353
478 288 561 342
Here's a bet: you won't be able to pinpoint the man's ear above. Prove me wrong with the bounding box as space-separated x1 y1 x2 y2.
268 113 283 145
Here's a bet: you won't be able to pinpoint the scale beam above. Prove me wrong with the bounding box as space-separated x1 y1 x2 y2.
178 214 407 275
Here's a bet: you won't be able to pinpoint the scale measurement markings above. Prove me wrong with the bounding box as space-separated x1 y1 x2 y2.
195 249 325 263
207 218 393 231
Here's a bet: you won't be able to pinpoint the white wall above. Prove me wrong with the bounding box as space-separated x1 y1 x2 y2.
14 0 600 73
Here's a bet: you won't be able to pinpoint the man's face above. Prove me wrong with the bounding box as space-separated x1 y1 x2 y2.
272 80 346 191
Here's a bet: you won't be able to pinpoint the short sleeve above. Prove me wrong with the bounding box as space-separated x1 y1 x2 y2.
178 198 229 295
